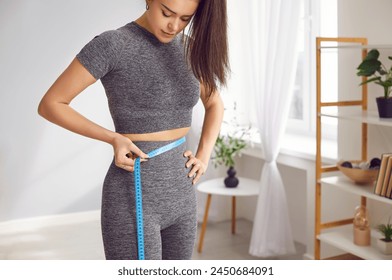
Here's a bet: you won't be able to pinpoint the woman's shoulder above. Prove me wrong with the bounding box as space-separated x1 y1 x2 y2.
79 23 137 57
92 25 130 45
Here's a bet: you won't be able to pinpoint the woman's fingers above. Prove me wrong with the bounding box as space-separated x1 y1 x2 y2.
115 153 135 171
113 136 149 172
183 150 193 158
118 164 134 172
184 150 206 184
189 161 206 184
130 142 149 159
192 166 205 184
185 156 197 168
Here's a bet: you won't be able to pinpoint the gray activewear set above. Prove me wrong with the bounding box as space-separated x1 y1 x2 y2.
76 22 200 260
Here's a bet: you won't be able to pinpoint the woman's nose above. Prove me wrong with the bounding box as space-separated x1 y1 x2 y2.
168 19 180 33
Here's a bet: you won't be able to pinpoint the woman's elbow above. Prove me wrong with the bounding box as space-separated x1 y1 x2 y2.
37 99 46 118
37 97 52 119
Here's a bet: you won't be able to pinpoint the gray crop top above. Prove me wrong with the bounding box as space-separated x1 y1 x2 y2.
76 22 200 134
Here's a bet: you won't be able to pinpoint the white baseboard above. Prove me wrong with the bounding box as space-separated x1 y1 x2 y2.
0 210 100 234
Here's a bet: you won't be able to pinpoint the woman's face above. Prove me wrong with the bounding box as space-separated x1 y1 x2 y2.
145 0 199 43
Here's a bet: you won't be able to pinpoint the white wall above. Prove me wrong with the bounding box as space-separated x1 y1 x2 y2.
0 0 145 222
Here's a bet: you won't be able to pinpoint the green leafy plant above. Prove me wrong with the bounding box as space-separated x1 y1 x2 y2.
212 102 256 168
377 218 392 242
212 133 248 168
356 49 392 99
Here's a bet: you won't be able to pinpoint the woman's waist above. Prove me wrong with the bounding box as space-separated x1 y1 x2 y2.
121 127 190 142
112 109 193 135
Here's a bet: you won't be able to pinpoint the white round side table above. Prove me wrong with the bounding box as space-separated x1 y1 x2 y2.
196 177 260 253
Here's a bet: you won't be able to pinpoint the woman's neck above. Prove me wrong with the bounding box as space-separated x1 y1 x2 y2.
134 14 153 34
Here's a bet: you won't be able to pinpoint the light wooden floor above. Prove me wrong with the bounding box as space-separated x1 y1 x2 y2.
0 213 305 260
193 219 306 260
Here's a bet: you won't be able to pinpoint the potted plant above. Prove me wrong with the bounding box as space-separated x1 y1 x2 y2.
212 102 256 188
356 49 392 118
376 218 392 255
212 129 250 188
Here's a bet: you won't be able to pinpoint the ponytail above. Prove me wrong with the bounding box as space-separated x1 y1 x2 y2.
186 0 230 99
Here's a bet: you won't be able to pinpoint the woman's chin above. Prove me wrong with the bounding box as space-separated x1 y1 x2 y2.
157 31 176 43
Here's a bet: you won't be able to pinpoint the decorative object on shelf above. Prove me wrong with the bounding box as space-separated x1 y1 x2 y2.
353 205 370 246
356 49 392 118
376 218 392 255
337 159 380 185
211 102 256 188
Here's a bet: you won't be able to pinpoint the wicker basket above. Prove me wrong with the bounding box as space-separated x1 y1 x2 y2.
337 160 379 185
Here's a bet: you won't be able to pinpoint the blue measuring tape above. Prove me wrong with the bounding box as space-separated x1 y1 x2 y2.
133 136 186 260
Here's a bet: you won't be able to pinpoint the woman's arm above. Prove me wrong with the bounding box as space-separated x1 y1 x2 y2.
38 58 148 171
184 83 224 184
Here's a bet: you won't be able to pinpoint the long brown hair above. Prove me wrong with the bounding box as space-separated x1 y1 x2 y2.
186 0 230 99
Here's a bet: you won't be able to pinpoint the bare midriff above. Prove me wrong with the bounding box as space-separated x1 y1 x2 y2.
121 127 190 142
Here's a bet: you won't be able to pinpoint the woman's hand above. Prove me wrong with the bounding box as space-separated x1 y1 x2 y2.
111 134 149 172
183 150 208 185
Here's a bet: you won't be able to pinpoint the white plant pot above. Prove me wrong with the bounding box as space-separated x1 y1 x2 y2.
376 239 392 255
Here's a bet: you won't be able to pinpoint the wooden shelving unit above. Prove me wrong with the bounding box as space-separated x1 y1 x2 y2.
315 37 369 260
320 111 392 127
320 176 392 205
318 226 390 260
315 37 392 260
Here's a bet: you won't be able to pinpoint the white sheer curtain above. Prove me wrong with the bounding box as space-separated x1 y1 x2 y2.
193 0 301 257
245 0 301 257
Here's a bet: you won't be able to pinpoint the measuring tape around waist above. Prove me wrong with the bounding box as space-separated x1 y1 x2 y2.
133 136 186 260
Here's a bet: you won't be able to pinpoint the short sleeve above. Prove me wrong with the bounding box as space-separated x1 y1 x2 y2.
76 30 124 80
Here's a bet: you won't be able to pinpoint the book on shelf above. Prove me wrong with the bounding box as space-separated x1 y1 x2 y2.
385 170 392 198
374 153 392 196
381 156 392 197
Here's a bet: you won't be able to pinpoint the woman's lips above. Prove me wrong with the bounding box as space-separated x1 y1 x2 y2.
162 30 175 36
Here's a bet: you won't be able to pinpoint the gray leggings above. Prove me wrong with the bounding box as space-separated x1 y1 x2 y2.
101 138 197 260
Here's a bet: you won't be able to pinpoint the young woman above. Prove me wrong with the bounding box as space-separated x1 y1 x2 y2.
38 0 229 260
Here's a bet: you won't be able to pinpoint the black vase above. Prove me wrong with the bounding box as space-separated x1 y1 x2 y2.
376 97 392 118
224 167 239 188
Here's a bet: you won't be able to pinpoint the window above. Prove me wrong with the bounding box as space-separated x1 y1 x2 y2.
221 0 338 157
286 0 338 139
